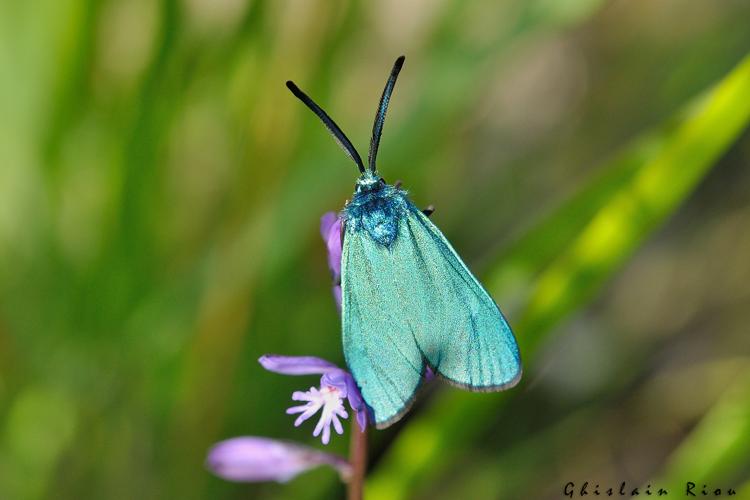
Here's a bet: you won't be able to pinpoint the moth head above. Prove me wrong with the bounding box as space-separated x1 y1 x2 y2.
355 172 386 194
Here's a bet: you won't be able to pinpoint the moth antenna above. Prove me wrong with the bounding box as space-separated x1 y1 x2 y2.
368 55 405 173
286 81 365 173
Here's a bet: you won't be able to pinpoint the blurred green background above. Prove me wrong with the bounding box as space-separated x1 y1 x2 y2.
2 0 750 499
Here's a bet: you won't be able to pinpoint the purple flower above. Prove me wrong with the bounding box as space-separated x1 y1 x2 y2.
260 355 367 442
206 437 351 483
320 212 343 310
287 385 348 445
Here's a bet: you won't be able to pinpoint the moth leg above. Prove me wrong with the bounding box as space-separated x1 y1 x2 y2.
394 180 402 189
422 205 435 218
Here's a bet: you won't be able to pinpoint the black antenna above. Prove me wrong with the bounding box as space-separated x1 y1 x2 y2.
286 81 365 173
368 55 405 173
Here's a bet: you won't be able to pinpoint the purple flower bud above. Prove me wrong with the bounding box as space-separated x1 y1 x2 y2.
320 212 343 309
342 372 368 431
319 211 338 243
320 212 342 280
259 354 339 375
206 437 351 483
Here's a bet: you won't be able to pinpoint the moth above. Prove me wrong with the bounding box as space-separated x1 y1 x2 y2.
287 56 522 428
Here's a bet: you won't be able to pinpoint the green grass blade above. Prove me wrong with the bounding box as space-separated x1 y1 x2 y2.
655 366 750 489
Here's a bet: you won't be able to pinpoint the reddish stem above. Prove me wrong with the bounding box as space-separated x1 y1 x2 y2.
347 416 367 500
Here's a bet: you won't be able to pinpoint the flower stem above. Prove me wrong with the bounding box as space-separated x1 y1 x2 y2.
347 417 367 500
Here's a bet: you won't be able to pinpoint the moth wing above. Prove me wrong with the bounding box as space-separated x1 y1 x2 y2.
342 203 521 428
341 229 426 428
403 206 522 391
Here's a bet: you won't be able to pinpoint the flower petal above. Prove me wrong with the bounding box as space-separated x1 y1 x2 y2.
332 414 345 435
206 437 351 483
321 369 368 431
320 212 338 241
320 371 350 396
344 375 368 431
286 404 311 415
321 213 343 281
259 355 340 376
325 218 343 280
292 406 320 427
332 284 342 312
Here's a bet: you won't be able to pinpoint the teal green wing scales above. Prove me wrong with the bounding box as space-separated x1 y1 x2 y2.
341 223 426 428
404 206 522 391
341 201 522 428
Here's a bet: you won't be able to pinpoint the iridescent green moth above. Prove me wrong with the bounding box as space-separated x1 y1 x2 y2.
287 56 522 428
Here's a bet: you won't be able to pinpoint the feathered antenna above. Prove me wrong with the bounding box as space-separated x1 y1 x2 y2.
368 56 405 173
286 81 366 173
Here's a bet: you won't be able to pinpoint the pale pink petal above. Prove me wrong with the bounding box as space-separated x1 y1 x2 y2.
206 437 351 483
